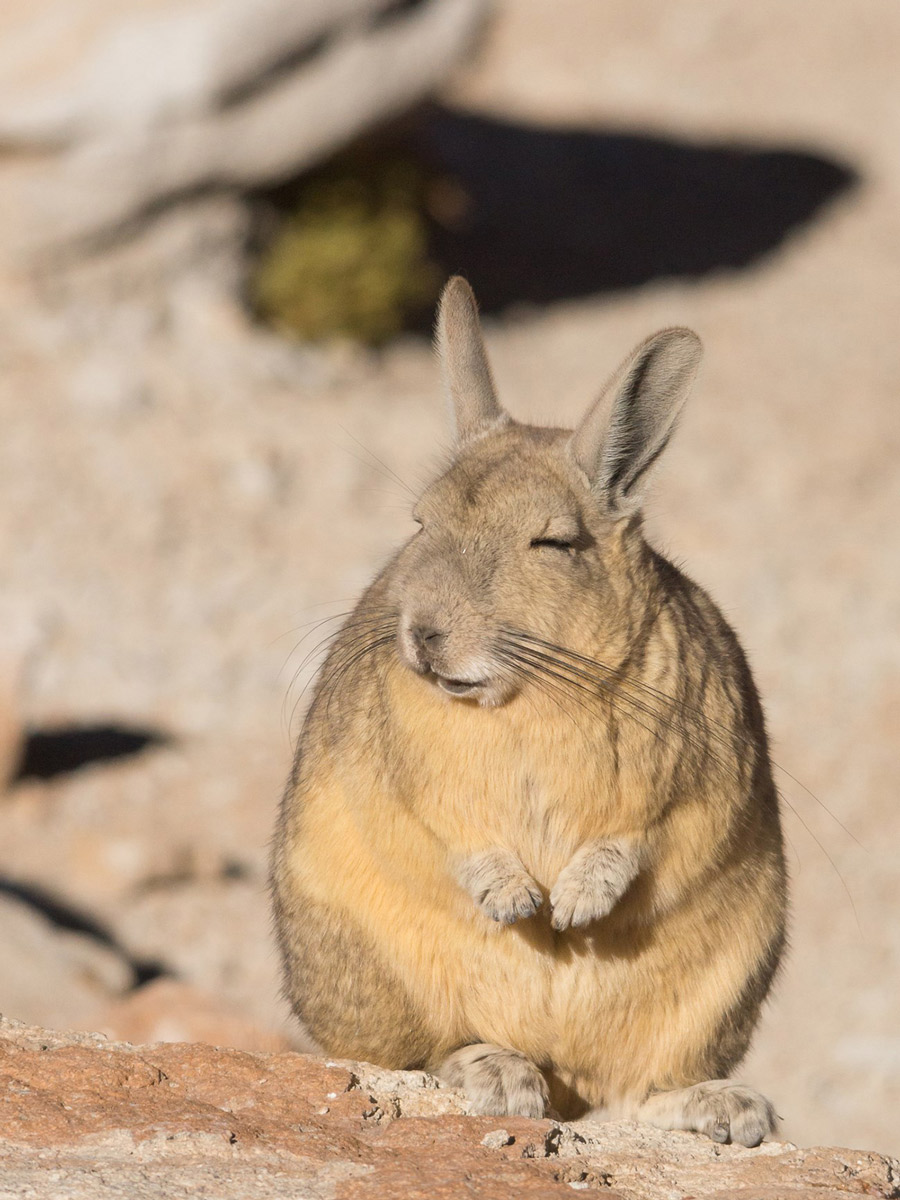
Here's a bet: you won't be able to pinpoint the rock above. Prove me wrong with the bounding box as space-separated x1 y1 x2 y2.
89 978 293 1054
0 741 283 912
0 1018 897 1199
0 681 22 793
0 895 134 1031
0 605 36 790
108 879 295 1040
482 1128 515 1148
0 0 382 144
0 0 487 257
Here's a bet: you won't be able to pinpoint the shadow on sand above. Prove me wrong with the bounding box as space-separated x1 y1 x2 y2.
12 722 170 783
417 105 858 313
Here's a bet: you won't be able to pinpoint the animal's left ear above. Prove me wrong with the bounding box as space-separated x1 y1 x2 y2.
435 276 509 445
570 328 702 515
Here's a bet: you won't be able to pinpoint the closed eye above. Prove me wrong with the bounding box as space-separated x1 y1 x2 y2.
530 537 576 551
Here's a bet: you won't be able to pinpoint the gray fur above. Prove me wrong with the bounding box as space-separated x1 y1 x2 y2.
271 276 787 1136
271 874 438 1068
440 1043 549 1118
549 838 640 930
638 1080 777 1147
455 848 544 924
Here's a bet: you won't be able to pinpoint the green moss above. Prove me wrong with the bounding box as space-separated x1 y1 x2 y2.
251 151 443 345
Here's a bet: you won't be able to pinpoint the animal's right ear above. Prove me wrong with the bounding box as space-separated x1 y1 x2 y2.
570 328 702 515
435 276 509 445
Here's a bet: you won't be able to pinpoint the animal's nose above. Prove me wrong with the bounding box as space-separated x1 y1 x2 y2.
411 624 444 650
411 624 445 655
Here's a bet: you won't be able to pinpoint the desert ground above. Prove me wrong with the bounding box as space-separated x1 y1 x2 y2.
0 0 898 1159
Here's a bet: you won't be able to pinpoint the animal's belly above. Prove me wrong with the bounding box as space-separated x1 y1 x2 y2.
434 887 728 1098
427 900 630 1068
294 772 750 1101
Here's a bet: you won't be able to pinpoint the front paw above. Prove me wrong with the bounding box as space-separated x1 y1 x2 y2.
550 840 639 931
478 874 543 924
456 849 543 924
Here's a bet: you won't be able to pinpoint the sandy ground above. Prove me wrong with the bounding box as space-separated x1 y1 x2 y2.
0 0 898 1157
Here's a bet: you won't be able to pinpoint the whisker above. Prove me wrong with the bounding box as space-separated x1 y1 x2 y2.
501 629 860 935
336 424 418 498
494 647 595 730
317 629 396 731
277 611 354 678
509 629 863 852
291 634 388 737
269 596 359 645
499 644 684 752
286 613 388 687
284 615 396 737
283 622 358 734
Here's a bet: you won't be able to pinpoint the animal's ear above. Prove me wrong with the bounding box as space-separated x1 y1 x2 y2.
435 276 509 444
570 328 702 514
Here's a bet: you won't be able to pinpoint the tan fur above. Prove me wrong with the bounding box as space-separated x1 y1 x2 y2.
271 278 787 1145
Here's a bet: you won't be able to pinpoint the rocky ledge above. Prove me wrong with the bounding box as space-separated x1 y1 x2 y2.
0 1017 896 1200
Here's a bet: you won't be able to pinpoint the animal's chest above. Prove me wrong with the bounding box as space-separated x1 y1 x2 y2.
394 694 624 883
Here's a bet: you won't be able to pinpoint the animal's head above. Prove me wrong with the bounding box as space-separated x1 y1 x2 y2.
388 277 702 707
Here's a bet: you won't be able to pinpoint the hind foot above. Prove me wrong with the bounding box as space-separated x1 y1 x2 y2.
638 1079 776 1147
456 849 543 924
439 1043 549 1118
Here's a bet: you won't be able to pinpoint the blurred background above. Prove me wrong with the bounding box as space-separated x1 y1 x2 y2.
0 0 897 1157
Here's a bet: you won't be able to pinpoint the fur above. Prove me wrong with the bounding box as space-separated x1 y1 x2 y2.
270 277 788 1145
